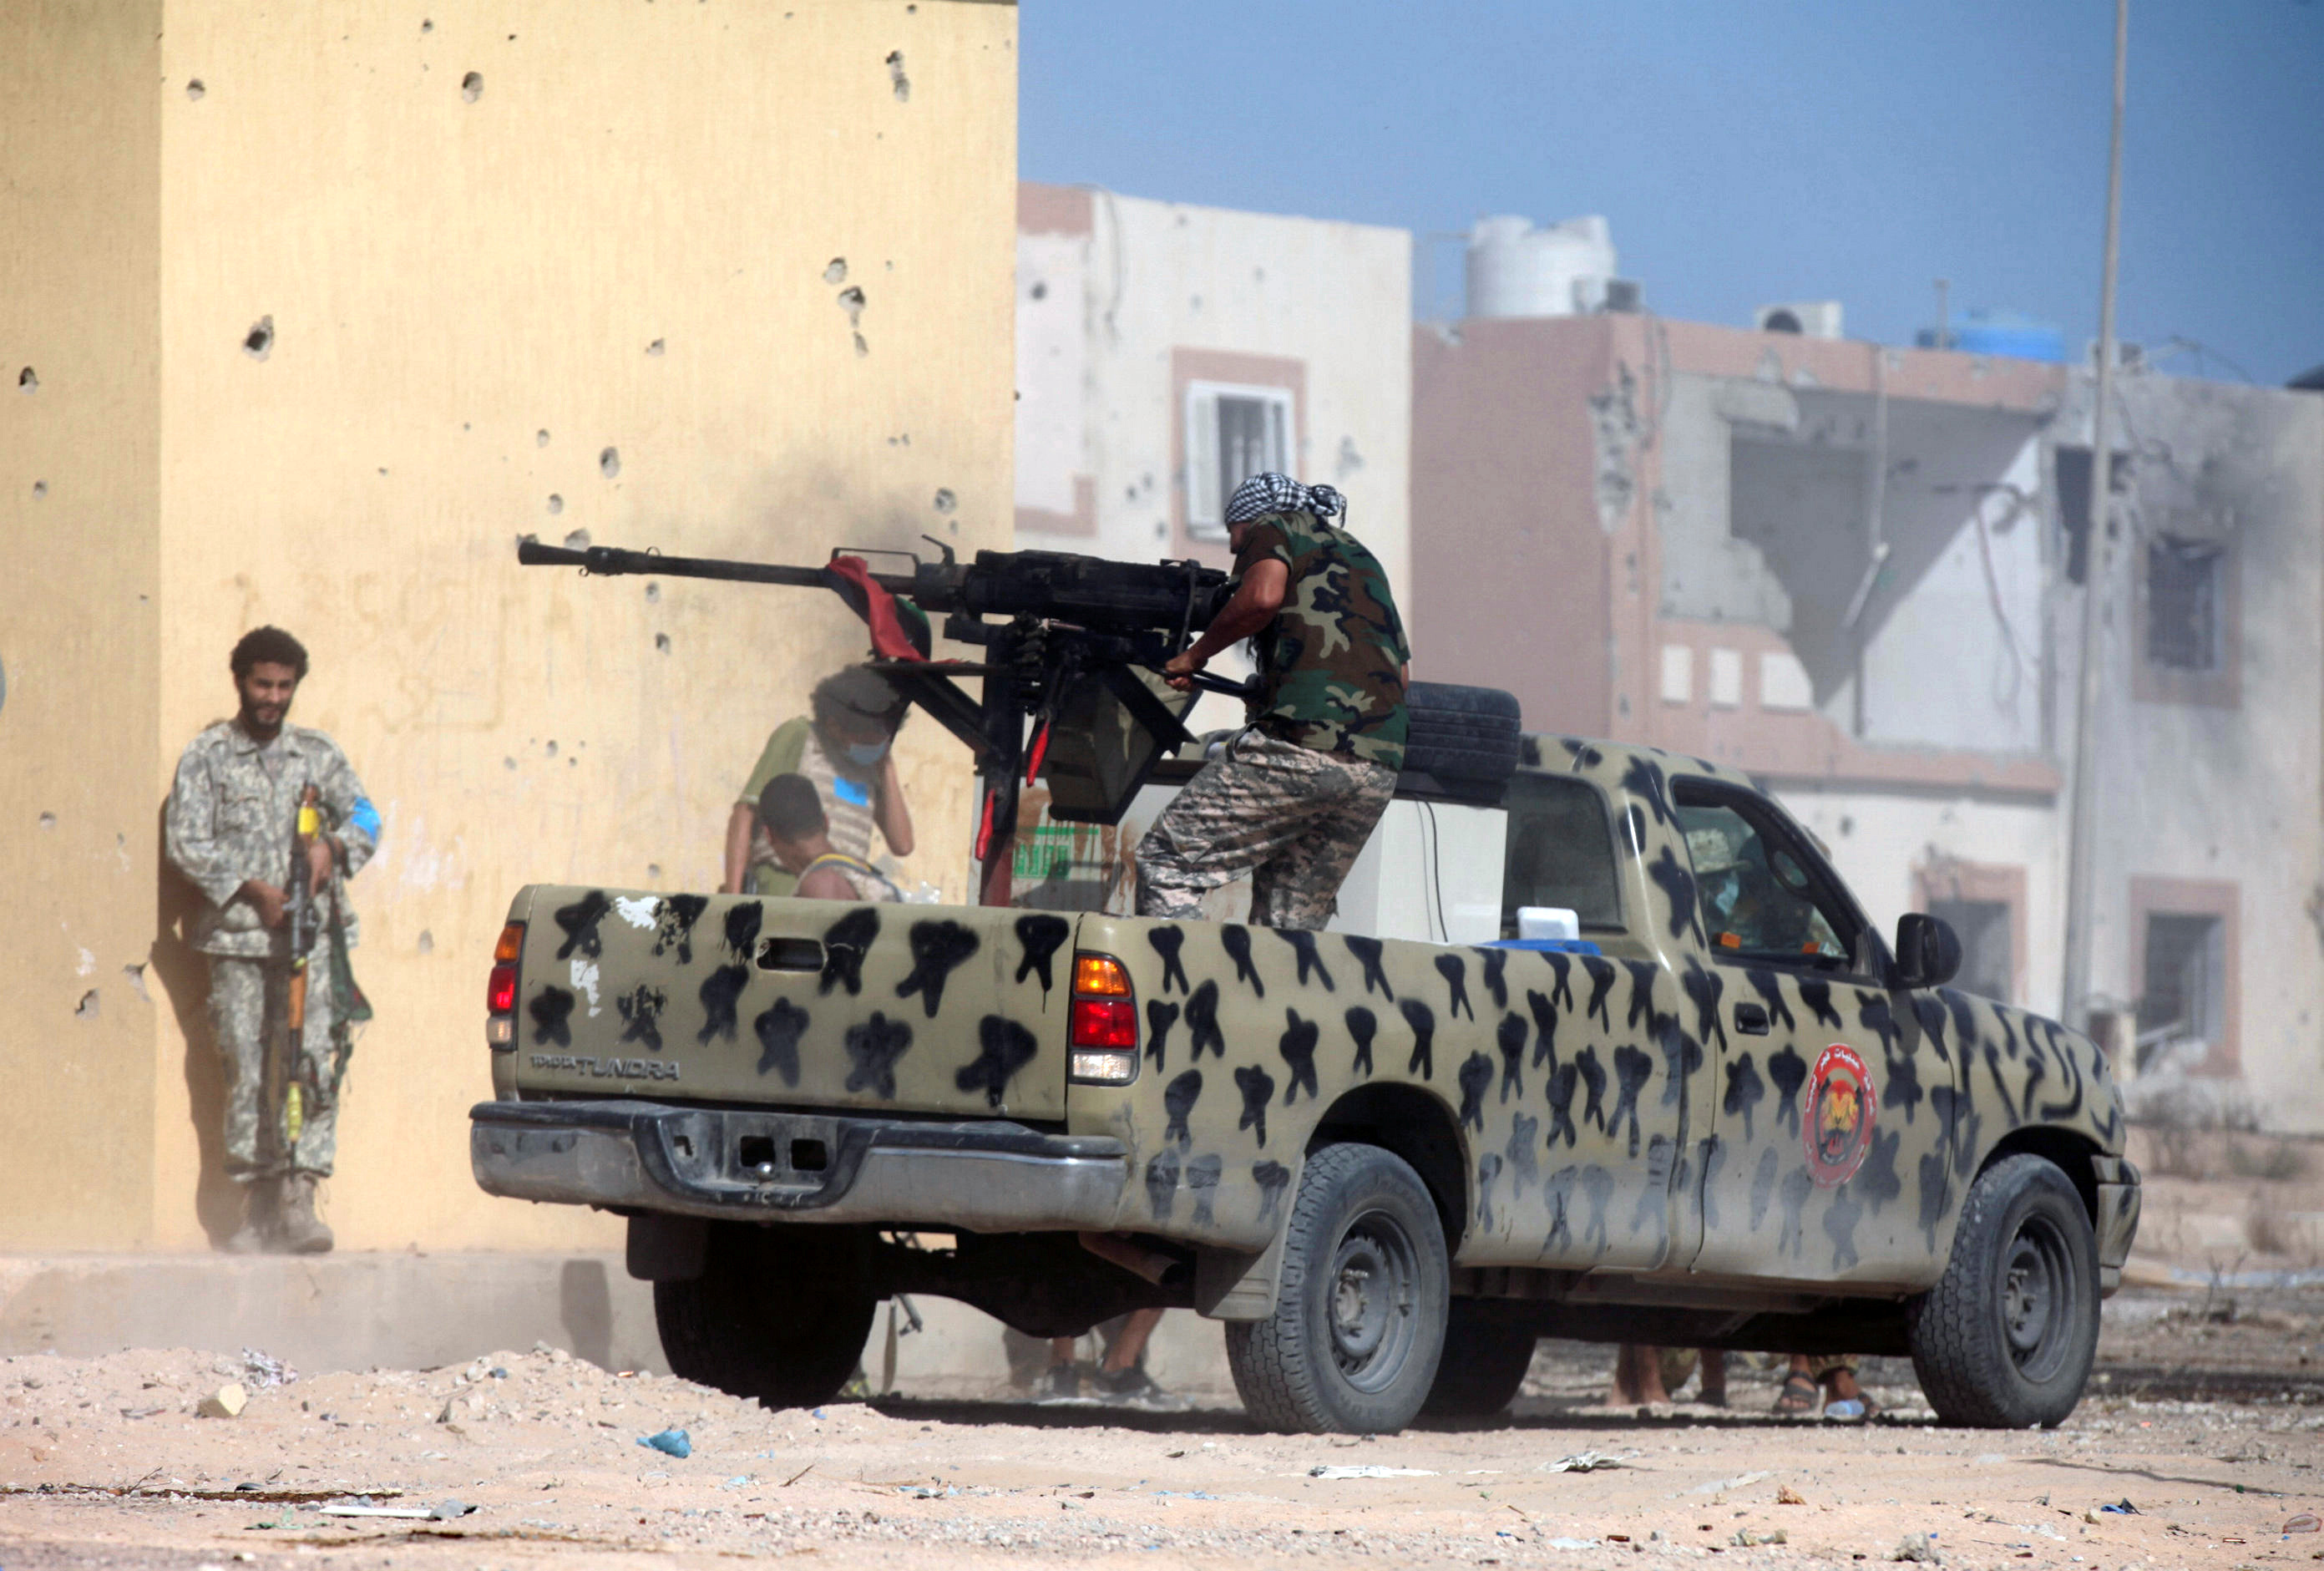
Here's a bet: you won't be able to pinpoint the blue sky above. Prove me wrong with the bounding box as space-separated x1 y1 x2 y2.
1020 1 2324 385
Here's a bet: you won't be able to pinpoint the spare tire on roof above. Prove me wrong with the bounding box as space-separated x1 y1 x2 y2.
1403 682 1521 784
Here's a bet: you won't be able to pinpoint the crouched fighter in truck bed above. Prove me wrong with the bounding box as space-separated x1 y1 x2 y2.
1139 473 1409 930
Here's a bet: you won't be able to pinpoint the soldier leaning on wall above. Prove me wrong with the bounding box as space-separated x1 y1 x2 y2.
165 626 379 1254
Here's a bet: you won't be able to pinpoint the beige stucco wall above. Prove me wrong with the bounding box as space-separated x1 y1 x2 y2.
2 0 1018 1249
0 0 165 1251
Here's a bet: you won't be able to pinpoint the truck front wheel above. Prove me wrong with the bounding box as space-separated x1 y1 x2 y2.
655 1222 876 1409
1906 1153 2100 1428
1226 1143 1450 1434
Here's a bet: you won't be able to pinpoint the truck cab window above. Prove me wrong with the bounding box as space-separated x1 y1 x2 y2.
1671 792 1855 967
1501 773 1624 936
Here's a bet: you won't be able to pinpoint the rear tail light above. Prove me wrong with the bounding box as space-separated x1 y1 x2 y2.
1067 950 1139 1085
487 920 524 1050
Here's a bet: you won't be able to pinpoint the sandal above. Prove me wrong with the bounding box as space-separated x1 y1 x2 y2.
1772 1371 1820 1416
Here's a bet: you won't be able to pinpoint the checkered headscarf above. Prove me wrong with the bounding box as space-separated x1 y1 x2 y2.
1224 472 1346 528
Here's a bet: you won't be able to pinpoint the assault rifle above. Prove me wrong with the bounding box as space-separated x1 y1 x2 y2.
516 538 1240 896
268 783 324 1161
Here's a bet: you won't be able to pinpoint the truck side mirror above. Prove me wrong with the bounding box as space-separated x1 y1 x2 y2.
1893 912 1963 990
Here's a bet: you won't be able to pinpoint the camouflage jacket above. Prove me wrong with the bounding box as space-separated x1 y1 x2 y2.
1236 510 1410 771
165 721 379 958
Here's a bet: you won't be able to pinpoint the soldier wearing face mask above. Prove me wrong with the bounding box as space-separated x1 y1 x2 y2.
722 666 915 897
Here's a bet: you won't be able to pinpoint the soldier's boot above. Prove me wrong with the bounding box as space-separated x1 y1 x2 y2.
222 1178 278 1254
276 1173 335 1255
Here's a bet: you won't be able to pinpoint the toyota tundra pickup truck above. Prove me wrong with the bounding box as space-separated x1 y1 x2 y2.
471 734 2139 1434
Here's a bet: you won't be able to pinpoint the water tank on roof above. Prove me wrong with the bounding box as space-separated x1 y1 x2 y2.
1915 309 2065 363
1466 215 1618 319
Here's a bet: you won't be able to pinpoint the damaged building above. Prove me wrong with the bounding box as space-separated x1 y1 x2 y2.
1412 257 2324 1131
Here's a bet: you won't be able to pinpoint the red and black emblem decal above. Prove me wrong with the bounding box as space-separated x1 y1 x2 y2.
1803 1042 1876 1188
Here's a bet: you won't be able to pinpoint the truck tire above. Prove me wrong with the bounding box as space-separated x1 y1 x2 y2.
1404 682 1521 784
1906 1153 2099 1429
1225 1143 1450 1434
1418 1301 1537 1419
655 1222 875 1410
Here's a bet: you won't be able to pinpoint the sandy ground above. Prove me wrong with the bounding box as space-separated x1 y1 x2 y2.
6 1136 2323 1569
2 1285 2320 1571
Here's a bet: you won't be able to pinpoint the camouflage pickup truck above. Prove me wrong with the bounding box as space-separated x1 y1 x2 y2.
471 737 2139 1434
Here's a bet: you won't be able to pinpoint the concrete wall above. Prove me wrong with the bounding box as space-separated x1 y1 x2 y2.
1410 317 1614 738
1 0 1019 1249
0 0 165 1251
1014 184 1412 612
2073 373 2324 1125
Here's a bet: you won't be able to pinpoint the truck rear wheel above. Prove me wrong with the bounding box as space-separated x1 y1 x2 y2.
1226 1143 1449 1434
655 1222 876 1410
1906 1153 2099 1429
1418 1300 1537 1419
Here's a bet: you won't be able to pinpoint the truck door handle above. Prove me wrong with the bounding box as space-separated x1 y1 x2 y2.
1734 1003 1770 1036
756 937 825 972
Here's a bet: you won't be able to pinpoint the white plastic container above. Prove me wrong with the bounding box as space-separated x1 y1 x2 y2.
1516 906 1581 943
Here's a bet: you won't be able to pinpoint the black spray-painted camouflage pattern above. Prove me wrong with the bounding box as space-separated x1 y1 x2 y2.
505 737 2124 1287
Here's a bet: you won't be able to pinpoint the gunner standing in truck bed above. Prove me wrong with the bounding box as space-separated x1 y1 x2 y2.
1140 473 1409 930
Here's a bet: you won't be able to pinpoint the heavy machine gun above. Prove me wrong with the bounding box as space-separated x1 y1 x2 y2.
516 537 1238 899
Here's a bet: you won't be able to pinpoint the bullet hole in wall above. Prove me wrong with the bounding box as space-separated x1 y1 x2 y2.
823 258 848 286
547 494 564 515
1838 816 1856 838
645 581 661 603
18 367 37 393
562 529 590 550
648 864 664 879
185 79 205 100
504 757 517 770
421 18 433 33
600 447 620 479
123 963 149 1002
461 71 483 102
417 930 434 955
32 481 46 499
75 991 99 1021
242 317 274 360
38 812 56 830
655 633 671 654
932 489 956 514
646 338 665 357
885 50 909 102
838 286 866 327
1029 281 1046 301
853 333 868 358
536 428 550 447
545 740 559 758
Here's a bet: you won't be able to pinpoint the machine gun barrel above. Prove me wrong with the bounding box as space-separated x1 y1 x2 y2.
515 540 921 595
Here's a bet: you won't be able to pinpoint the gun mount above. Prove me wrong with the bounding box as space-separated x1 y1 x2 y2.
517 537 1238 901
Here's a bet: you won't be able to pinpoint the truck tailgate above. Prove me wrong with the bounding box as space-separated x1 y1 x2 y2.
509 889 1074 1120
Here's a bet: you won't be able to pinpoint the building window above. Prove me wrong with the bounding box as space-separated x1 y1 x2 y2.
2053 445 2129 587
2136 911 2225 1072
1185 381 1294 540
1927 898 2013 1004
2146 538 2223 672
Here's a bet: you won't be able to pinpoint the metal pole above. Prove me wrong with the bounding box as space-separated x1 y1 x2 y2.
2061 0 2129 1032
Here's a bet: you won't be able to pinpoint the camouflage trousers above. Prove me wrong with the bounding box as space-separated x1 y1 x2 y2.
1135 729 1395 931
207 950 344 1180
